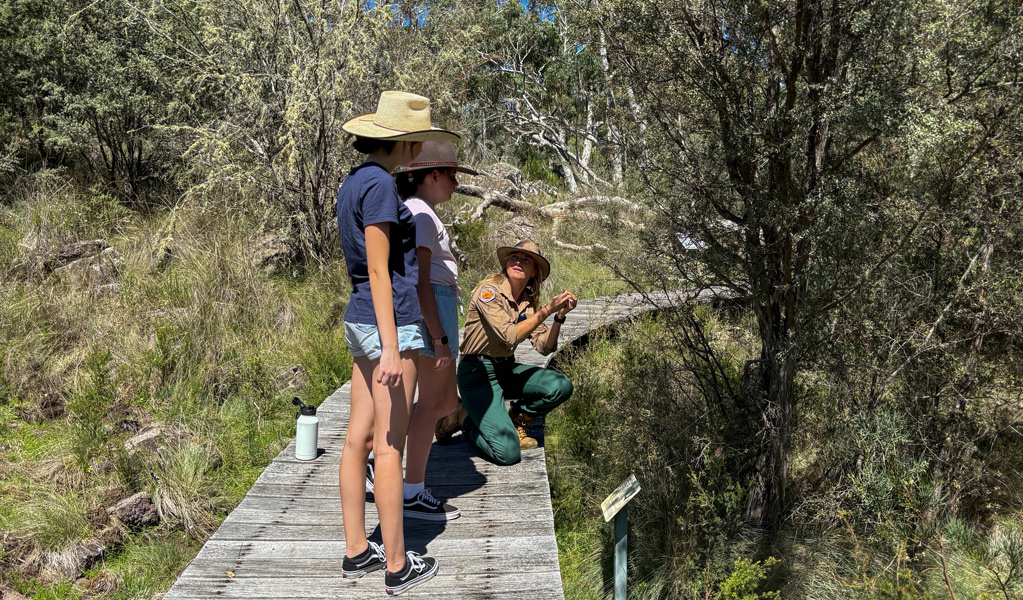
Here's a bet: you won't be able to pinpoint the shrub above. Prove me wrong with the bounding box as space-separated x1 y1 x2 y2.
66 350 117 472
149 442 218 540
21 490 92 553
719 557 780 600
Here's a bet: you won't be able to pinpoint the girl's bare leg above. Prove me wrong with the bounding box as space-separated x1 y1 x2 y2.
372 350 419 571
405 357 458 485
339 358 376 557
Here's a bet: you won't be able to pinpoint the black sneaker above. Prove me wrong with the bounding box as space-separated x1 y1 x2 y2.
384 551 438 596
341 541 386 578
403 488 460 521
366 457 375 493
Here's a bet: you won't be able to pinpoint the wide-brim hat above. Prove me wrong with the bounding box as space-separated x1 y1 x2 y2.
342 91 460 142
392 141 478 175
497 240 551 284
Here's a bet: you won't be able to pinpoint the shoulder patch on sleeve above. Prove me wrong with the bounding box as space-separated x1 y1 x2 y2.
479 286 497 303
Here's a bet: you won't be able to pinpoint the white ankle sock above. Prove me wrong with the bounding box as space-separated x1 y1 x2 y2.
368 451 374 460
403 481 425 500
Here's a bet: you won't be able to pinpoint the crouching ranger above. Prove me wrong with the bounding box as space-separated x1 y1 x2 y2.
457 240 577 465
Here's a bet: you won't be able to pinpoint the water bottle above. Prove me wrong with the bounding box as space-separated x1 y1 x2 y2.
292 398 319 461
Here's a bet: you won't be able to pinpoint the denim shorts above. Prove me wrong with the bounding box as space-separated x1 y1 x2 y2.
344 321 427 360
419 283 460 360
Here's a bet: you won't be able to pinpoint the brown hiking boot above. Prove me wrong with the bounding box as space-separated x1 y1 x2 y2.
434 401 467 445
511 412 538 450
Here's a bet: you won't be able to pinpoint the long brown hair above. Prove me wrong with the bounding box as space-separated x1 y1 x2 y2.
474 270 541 312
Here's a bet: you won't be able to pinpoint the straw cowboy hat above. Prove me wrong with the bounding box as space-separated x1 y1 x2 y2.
497 240 551 284
342 91 459 142
392 141 478 175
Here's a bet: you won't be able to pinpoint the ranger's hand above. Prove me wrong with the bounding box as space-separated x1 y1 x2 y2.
547 291 574 316
557 292 578 318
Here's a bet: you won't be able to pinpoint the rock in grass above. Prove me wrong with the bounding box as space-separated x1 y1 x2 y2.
108 492 160 528
0 587 31 600
86 504 111 528
37 538 106 582
52 247 123 288
243 232 297 274
42 239 110 273
73 571 122 595
123 423 190 455
89 456 113 476
275 364 308 391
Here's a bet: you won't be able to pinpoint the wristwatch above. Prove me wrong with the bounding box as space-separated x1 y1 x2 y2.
553 314 567 324
433 336 449 346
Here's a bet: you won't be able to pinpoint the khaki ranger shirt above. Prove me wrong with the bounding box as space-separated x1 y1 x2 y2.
459 277 558 357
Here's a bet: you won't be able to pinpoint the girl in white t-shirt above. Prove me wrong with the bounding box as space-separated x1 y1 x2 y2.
393 141 477 521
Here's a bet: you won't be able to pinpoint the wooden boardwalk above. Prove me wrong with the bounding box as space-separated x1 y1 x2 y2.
164 289 718 599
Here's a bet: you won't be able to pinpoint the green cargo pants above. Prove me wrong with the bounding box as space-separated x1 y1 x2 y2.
456 356 574 465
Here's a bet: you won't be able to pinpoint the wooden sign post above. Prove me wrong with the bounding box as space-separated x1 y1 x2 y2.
601 474 641 600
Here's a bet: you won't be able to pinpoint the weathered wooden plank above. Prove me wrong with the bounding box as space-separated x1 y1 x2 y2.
188 536 556 561
173 591 559 600
168 571 565 599
227 492 554 515
176 551 559 579
225 500 552 522
244 477 551 500
212 516 553 542
255 458 548 485
265 445 548 470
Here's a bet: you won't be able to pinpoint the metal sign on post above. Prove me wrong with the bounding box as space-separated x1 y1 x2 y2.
601 474 641 600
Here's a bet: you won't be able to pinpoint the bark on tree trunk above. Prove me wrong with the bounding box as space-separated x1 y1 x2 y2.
743 345 795 529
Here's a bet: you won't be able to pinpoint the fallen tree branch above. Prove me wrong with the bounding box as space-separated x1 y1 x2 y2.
456 185 539 222
554 240 609 252
454 183 645 253
544 196 644 213
456 185 644 228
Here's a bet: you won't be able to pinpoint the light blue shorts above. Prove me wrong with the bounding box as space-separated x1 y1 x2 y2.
344 321 427 360
419 283 460 360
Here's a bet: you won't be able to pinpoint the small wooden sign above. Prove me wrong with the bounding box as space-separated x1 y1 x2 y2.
601 474 641 522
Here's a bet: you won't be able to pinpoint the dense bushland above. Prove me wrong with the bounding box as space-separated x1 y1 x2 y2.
549 309 1023 599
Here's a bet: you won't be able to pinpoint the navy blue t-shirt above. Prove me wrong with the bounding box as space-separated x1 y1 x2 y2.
337 162 422 326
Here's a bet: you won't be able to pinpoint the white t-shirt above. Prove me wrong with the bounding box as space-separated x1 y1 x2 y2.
404 196 458 288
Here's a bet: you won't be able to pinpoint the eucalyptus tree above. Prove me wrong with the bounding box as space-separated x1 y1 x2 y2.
458 0 618 192
600 0 1023 529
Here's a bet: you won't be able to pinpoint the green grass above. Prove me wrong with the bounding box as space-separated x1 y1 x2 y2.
22 489 94 552
102 536 201 600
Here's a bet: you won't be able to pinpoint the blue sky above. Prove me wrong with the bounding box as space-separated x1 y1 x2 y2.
363 0 556 26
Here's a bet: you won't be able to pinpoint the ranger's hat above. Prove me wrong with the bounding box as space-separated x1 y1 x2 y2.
497 240 550 284
342 91 459 142
392 141 478 175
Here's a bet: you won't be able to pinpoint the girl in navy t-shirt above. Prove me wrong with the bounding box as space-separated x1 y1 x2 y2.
336 91 458 595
